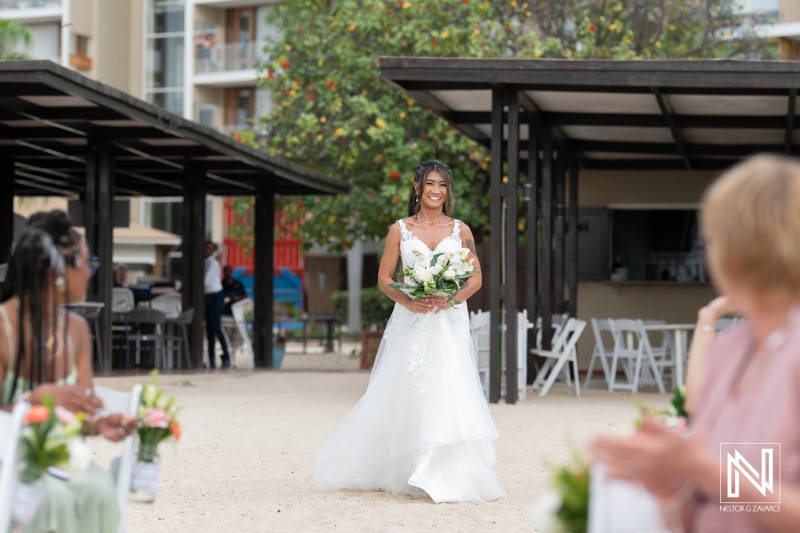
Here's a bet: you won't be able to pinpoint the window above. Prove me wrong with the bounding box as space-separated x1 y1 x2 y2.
611 208 707 283
141 197 213 238
144 0 184 115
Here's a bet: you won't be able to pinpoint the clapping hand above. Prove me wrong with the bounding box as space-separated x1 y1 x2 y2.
30 384 103 415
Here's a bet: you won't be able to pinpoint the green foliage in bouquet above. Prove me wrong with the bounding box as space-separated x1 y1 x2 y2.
383 250 477 306
20 396 84 484
552 461 590 533
670 385 689 420
138 370 182 463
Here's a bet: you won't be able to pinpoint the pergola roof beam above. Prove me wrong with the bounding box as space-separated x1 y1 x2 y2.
652 88 692 170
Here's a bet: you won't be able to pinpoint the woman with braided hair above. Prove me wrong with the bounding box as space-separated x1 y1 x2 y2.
1 210 135 533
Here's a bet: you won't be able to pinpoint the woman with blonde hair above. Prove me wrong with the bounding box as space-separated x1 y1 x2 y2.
593 154 800 532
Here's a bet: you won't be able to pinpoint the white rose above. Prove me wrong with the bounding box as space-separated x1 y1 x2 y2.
413 266 426 282
67 438 91 484
417 268 433 283
444 270 457 280
430 264 443 276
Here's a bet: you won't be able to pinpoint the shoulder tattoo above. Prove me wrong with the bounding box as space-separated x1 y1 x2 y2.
466 238 476 256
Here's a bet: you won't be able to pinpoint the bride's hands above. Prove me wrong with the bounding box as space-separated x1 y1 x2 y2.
406 295 449 314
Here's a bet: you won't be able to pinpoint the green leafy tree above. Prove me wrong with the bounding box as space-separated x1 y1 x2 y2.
227 0 770 254
0 19 33 60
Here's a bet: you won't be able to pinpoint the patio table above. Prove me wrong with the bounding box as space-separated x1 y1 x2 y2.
641 323 696 389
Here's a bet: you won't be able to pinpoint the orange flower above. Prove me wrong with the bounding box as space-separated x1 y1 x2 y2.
169 420 182 442
24 405 50 424
281 60 291 69
308 94 314 101
390 171 400 180
235 134 243 142
430 39 438 47
326 80 335 89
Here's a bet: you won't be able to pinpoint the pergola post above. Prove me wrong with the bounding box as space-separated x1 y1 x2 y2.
567 153 579 318
0 159 14 265
182 162 206 368
525 126 540 384
540 128 554 349
489 88 504 403
504 90 520 405
554 142 566 315
85 137 114 369
253 184 274 368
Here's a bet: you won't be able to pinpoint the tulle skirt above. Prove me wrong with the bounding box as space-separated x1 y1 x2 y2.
314 303 505 503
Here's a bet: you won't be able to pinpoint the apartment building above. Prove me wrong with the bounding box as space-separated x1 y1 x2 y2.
2 0 278 279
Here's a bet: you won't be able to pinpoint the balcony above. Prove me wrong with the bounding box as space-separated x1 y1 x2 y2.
195 41 265 74
0 0 62 21
0 0 61 8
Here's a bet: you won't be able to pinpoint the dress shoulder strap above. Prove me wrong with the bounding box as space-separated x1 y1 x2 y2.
58 312 76 375
0 305 16 374
452 220 461 241
397 219 412 241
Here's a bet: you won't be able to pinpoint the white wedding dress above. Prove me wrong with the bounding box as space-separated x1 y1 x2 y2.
314 219 505 503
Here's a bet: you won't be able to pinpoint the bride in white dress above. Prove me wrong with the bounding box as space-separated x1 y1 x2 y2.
314 161 505 503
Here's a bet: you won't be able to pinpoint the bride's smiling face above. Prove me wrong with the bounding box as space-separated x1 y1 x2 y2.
416 171 448 211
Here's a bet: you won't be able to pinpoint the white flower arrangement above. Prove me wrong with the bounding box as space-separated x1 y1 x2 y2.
384 248 478 306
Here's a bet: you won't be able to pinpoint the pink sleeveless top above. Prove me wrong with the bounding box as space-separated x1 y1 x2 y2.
690 309 800 532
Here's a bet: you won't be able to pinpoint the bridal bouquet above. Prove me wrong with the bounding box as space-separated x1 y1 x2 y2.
20 396 90 484
132 370 181 502
15 396 90 525
385 248 478 306
532 454 590 533
137 369 181 463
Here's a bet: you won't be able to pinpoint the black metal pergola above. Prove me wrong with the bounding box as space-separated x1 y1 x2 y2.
0 60 348 369
380 57 800 403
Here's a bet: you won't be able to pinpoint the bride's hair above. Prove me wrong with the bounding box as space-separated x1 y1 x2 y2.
407 160 455 217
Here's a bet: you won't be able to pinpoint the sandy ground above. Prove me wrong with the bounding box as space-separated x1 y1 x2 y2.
90 348 671 533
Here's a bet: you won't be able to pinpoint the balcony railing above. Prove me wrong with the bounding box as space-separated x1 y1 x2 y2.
0 0 61 9
195 41 265 74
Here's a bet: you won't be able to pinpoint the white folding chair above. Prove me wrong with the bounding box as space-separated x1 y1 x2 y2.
0 401 30 529
531 318 587 397
535 312 569 350
584 318 615 390
469 310 528 401
469 310 491 399
608 319 666 394
95 384 142 533
112 288 135 313
230 298 254 369
150 293 182 319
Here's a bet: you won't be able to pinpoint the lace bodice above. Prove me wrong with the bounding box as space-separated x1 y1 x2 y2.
397 219 462 269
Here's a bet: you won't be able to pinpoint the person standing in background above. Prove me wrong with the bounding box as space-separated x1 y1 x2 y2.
221 265 247 316
204 241 230 368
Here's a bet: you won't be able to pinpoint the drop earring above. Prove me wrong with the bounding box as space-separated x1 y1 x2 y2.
415 196 419 203
56 276 66 293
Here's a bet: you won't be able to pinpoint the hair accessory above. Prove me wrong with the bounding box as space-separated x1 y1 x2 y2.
41 233 66 276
